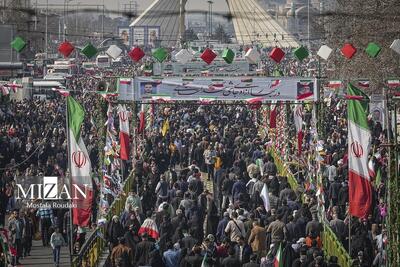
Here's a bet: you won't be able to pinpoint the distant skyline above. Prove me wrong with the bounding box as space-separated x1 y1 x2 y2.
36 0 228 13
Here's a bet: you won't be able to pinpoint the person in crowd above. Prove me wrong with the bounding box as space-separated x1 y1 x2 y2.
110 237 133 267
50 227 66 267
8 209 24 265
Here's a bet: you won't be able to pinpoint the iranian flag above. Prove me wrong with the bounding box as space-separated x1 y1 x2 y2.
294 104 303 155
348 83 372 218
67 96 93 227
387 79 400 88
118 104 130 160
327 80 342 88
274 243 283 267
358 80 370 88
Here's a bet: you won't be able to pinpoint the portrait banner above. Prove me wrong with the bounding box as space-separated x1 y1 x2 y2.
133 77 317 102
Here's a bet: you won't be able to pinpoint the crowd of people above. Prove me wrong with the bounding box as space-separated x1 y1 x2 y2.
0 54 390 267
103 103 349 267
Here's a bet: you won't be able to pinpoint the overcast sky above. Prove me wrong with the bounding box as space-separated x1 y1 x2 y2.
36 0 228 13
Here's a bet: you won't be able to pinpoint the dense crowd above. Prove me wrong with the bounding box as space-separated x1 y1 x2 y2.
103 103 345 267
282 96 388 266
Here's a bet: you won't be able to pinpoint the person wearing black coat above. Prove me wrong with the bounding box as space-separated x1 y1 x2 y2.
124 225 140 258
184 246 203 267
134 233 155 267
105 216 125 251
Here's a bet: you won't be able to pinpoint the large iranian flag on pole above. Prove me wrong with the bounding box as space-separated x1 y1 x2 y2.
347 83 372 218
67 96 93 227
118 104 130 160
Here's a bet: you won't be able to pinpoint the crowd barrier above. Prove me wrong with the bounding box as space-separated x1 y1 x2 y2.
72 173 133 267
268 148 351 267
322 222 352 267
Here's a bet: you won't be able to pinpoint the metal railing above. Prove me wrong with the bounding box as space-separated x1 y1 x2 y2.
268 148 299 190
72 173 133 267
269 148 351 266
322 222 352 267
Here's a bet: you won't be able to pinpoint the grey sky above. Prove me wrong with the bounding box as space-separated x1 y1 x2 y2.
36 0 228 13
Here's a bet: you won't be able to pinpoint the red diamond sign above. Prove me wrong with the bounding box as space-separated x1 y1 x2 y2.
341 43 357 59
269 47 285 63
58 41 75 57
200 48 217 65
128 47 145 62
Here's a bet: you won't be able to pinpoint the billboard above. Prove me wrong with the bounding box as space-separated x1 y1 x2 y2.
118 78 134 101
134 77 317 102
132 27 145 46
131 26 161 47
118 27 130 46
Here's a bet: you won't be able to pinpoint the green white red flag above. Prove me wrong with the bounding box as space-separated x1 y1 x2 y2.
118 104 130 160
347 83 372 218
274 243 283 267
67 96 93 227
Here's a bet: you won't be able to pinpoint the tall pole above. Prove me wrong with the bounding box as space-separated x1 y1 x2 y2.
307 0 310 48
45 0 48 55
102 0 105 40
65 97 74 266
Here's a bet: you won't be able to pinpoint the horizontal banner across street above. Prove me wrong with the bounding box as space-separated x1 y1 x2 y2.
133 77 317 102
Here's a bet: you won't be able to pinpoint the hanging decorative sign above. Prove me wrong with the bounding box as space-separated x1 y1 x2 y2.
245 48 260 64
365 42 381 58
293 46 309 61
200 48 217 65
221 48 235 64
81 43 98 58
58 41 75 57
11 37 26 52
133 77 317 102
106 45 123 60
175 49 193 64
152 48 168 63
341 43 357 59
390 39 400 55
269 47 285 63
128 47 145 62
317 45 332 60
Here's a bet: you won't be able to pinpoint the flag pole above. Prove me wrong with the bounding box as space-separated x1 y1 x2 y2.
65 96 74 265
348 214 351 258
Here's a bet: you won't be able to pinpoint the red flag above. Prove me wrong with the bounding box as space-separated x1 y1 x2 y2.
138 111 145 133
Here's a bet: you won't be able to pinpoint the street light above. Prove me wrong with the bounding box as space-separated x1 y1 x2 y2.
207 0 213 38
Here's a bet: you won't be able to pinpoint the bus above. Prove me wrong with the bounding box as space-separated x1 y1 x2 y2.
46 59 78 79
96 55 111 69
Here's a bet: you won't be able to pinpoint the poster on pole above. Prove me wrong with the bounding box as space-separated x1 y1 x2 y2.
133 77 317 102
132 27 145 46
118 78 134 101
118 27 130 46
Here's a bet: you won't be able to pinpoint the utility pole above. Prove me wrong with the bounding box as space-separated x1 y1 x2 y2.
207 0 213 39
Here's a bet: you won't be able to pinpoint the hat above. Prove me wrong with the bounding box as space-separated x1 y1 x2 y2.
207 234 215 242
223 212 229 217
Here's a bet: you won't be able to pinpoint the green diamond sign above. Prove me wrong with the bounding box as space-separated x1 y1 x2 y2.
152 48 168 63
81 43 98 58
11 37 26 52
293 46 309 61
365 42 381 58
222 48 235 64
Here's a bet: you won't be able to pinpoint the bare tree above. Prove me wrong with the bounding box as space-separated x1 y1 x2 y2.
323 0 400 92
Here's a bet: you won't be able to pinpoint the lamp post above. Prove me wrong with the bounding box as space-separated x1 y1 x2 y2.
207 0 213 38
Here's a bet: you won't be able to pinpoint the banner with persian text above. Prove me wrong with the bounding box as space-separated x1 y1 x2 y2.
133 77 317 102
